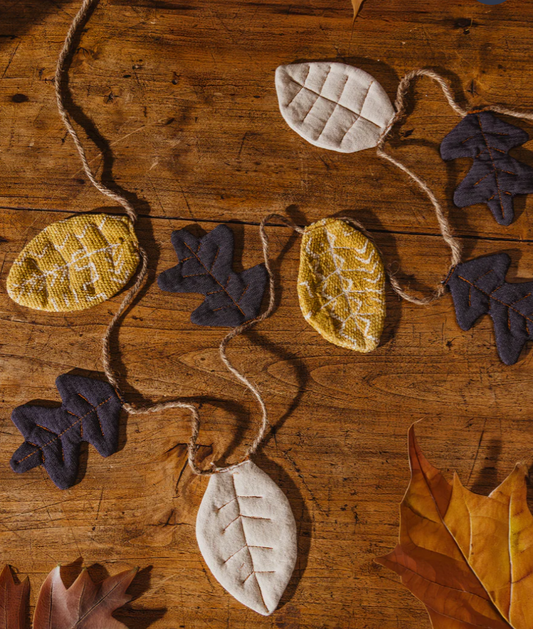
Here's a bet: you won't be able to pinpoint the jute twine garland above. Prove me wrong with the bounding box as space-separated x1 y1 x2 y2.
375 68 533 305
56 0 276 476
56 0 533 475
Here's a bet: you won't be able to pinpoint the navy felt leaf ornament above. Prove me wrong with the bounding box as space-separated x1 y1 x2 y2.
440 111 533 226
447 253 533 365
157 225 268 327
10 374 123 489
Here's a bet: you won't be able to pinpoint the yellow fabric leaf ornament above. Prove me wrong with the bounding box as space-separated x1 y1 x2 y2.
298 218 386 352
7 213 139 312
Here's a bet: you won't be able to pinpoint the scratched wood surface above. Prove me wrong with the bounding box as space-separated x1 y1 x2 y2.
1 0 533 626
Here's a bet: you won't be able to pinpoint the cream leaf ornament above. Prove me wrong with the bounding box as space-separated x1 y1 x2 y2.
298 218 386 352
196 460 297 616
7 213 139 312
275 61 395 153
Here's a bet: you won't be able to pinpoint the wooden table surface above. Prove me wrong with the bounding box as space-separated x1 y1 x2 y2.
1 0 533 626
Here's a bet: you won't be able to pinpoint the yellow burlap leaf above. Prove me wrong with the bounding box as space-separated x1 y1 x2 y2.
297 218 386 352
7 213 139 312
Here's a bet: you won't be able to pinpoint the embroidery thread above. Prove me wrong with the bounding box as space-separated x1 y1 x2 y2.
7 214 139 312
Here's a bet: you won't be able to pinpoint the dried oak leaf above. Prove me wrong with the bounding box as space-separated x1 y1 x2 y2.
447 253 533 365
157 225 267 327
0 566 29 629
10 374 123 490
33 566 137 629
376 426 533 628
440 111 533 226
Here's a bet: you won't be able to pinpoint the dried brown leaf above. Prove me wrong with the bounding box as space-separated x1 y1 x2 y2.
33 566 137 629
376 426 533 628
0 566 29 629
351 0 365 18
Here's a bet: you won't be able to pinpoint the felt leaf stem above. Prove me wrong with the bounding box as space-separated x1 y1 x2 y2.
10 374 123 489
377 426 533 628
447 253 533 365
157 224 268 327
298 218 386 352
0 566 29 629
440 111 533 226
351 0 365 18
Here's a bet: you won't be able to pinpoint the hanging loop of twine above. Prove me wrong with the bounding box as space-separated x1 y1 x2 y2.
376 68 466 305
55 0 138 223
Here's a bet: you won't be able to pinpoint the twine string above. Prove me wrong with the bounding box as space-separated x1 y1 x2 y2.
57 0 533 474
376 68 465 305
55 0 137 223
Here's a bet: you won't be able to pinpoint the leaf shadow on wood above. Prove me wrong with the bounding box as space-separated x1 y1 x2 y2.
0 0 71 52
254 453 312 611
469 437 501 495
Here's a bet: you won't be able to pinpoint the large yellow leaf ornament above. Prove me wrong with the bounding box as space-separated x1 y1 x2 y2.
298 218 386 352
7 213 139 312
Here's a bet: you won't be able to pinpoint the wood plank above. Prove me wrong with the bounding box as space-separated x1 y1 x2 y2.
2 1 533 238
2 208 533 625
3 0 533 625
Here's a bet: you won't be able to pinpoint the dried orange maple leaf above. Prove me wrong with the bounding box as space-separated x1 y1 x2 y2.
33 566 137 628
376 426 533 628
0 566 29 629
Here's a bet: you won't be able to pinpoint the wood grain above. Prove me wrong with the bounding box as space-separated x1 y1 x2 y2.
1 1 533 627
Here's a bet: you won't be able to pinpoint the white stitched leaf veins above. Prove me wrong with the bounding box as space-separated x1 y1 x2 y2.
275 61 395 154
196 460 297 616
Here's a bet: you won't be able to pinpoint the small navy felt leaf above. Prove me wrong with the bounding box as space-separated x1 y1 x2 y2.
157 225 268 327
447 253 533 365
10 374 123 490
440 111 533 226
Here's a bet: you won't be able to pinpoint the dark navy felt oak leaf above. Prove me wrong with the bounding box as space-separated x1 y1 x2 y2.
10 374 123 490
440 111 533 226
157 224 268 327
447 253 533 365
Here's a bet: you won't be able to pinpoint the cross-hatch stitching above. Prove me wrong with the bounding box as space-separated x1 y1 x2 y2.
7 213 140 312
297 218 386 352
